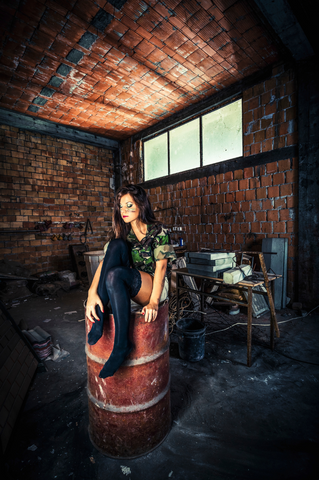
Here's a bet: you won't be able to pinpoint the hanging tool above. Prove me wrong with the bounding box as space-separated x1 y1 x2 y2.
80 219 93 245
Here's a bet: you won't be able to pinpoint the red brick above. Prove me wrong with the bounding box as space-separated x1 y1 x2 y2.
268 210 279 221
234 169 243 180
241 223 250 233
273 172 285 185
241 201 250 211
287 221 296 233
286 170 297 183
251 200 262 211
243 167 254 179
262 139 274 152
246 189 256 200
229 180 238 192
278 159 291 171
226 193 235 202
251 222 261 233
224 171 233 181
255 130 265 143
268 186 279 198
266 162 277 174
235 234 244 244
251 143 261 155
279 209 290 221
261 175 272 187
261 222 273 233
274 222 286 233
249 177 260 189
245 211 254 222
216 173 224 183
239 179 249 190
256 187 267 199
274 198 286 209
235 191 245 202
287 196 297 208
280 184 293 196
256 211 266 221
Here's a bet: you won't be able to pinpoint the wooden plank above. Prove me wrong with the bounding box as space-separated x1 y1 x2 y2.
0 108 119 150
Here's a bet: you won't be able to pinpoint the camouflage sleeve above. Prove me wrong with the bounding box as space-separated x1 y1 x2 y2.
153 227 177 264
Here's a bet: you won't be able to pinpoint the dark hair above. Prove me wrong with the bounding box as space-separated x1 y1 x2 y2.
110 184 157 240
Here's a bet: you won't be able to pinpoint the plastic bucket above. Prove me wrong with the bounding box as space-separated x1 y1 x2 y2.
83 250 105 285
176 318 206 362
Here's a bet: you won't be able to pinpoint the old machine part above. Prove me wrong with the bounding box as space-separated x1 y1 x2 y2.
185 251 236 277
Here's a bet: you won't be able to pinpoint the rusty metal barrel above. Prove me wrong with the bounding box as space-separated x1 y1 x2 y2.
85 301 171 458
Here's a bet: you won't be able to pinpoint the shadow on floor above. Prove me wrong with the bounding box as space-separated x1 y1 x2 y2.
2 289 319 480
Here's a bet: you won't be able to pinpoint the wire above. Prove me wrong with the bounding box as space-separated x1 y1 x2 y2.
272 350 319 366
204 304 319 336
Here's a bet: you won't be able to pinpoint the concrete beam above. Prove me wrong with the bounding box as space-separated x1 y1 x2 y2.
0 108 119 150
253 0 314 61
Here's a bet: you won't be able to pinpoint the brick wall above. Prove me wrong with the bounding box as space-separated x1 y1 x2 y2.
122 63 298 301
147 158 297 300
0 126 114 274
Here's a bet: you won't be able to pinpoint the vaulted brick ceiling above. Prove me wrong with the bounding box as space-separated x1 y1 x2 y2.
0 0 282 140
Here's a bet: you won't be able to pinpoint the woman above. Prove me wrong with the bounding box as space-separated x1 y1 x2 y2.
86 184 176 379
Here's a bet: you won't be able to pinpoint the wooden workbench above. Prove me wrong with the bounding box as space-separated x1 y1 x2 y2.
175 253 281 366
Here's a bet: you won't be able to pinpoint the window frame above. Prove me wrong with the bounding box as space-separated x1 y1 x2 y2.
142 97 243 182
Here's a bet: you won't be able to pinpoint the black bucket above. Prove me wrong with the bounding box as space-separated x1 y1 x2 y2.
176 318 206 362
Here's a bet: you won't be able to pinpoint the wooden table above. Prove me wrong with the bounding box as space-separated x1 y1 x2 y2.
175 253 281 366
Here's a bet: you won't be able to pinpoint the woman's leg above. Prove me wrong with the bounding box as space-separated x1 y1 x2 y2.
87 238 131 345
99 269 154 379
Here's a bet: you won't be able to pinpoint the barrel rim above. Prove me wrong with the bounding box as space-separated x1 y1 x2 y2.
85 343 169 366
87 379 170 413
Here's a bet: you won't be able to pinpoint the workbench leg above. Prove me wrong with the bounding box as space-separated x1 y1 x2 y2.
259 253 280 338
247 287 252 367
200 279 205 323
176 274 180 323
270 280 275 350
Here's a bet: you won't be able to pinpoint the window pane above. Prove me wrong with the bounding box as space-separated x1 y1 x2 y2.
203 99 242 165
144 133 168 181
169 118 200 174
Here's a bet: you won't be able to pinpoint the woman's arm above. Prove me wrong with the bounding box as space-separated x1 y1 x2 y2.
86 260 104 322
142 259 168 323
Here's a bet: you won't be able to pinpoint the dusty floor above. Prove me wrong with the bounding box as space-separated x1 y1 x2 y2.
2 287 319 480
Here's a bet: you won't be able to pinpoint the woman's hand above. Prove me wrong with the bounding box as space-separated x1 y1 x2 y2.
142 301 159 323
86 290 104 323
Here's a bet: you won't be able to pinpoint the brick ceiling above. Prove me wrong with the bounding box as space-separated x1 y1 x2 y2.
0 0 282 140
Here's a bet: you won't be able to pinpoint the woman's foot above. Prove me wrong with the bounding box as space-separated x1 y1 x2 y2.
87 306 106 345
99 342 133 378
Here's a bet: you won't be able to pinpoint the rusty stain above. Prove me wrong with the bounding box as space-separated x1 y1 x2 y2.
86 302 171 458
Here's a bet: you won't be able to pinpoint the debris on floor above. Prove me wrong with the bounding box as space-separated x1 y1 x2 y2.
45 342 70 362
22 326 53 360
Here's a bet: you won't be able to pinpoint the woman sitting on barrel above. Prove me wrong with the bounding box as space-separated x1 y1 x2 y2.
86 184 176 378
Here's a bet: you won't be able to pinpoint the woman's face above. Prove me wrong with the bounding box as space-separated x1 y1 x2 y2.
119 193 140 224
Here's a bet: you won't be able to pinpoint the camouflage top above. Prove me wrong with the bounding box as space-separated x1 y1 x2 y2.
126 224 177 275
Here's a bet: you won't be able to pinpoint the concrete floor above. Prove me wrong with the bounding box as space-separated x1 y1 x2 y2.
2 288 319 480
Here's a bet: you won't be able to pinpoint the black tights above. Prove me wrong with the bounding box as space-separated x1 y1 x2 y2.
87 239 141 378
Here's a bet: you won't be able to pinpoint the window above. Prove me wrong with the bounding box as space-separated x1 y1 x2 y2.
144 99 242 181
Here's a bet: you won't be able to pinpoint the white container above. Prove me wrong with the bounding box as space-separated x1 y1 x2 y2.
83 250 105 285
223 264 252 284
